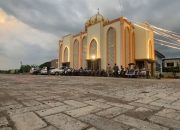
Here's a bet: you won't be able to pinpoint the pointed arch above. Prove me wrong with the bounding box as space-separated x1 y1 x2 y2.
89 39 97 59
107 27 116 66
64 47 69 63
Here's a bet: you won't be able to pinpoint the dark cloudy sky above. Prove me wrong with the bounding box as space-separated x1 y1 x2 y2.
0 0 180 70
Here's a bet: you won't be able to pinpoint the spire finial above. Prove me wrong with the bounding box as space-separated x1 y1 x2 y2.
97 8 100 14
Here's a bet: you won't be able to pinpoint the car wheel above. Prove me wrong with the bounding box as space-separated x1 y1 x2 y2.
55 72 59 76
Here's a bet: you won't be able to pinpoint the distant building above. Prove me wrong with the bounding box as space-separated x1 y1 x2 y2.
40 59 58 69
155 50 165 73
162 58 180 78
58 12 155 75
51 59 58 68
162 58 180 70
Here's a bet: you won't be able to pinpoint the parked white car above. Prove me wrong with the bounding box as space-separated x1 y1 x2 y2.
30 67 40 74
40 67 48 75
50 67 65 75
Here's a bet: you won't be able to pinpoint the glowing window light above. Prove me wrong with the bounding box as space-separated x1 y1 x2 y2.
0 17 5 24
91 55 96 60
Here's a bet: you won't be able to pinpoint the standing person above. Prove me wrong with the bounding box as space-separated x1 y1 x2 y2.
113 64 119 77
120 65 124 77
79 67 84 76
47 66 50 75
116 64 119 77
107 64 112 77
159 73 162 79
125 67 129 76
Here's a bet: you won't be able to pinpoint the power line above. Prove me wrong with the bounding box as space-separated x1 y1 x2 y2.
153 28 180 42
147 24 180 44
131 22 180 50
154 31 180 45
156 42 180 50
150 25 180 36
154 38 180 47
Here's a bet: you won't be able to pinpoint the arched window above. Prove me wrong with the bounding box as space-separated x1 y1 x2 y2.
82 37 87 68
89 39 97 59
73 40 79 69
64 47 68 62
124 27 130 66
59 44 63 66
107 27 116 66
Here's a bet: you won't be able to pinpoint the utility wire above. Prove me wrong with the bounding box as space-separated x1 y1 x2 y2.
131 22 180 50
155 42 180 50
153 28 180 41
154 38 180 47
150 25 180 36
154 31 180 45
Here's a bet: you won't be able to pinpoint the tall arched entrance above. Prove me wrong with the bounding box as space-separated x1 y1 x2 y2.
89 39 97 59
73 40 79 69
87 39 101 70
63 47 70 67
107 27 116 67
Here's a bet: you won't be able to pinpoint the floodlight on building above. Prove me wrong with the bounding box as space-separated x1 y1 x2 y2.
91 55 96 60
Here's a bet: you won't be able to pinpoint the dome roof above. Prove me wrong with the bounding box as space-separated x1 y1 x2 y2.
85 12 109 27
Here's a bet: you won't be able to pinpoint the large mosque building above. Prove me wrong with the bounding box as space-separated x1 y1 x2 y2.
58 12 155 75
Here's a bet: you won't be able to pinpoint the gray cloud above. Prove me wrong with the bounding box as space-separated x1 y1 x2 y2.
0 0 91 36
0 0 180 69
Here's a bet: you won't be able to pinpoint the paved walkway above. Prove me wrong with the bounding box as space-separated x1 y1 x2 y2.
0 74 180 130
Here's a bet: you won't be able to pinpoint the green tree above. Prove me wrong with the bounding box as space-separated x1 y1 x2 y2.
19 65 31 73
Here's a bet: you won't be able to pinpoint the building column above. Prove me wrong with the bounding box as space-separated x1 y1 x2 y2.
151 62 156 77
120 20 124 67
79 33 83 68
58 42 60 68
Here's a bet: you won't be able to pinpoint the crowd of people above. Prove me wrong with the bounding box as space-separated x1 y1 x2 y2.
106 63 151 78
41 63 152 78
65 63 151 78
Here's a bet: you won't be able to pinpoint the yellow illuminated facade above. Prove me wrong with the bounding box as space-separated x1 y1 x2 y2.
58 12 155 75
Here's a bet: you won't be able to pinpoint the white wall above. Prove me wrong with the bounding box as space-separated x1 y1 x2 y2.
102 21 121 70
62 34 73 67
87 23 102 59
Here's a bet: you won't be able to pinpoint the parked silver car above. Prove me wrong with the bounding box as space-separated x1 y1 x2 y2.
50 67 65 75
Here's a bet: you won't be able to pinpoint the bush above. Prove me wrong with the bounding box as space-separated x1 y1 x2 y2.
163 66 180 73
